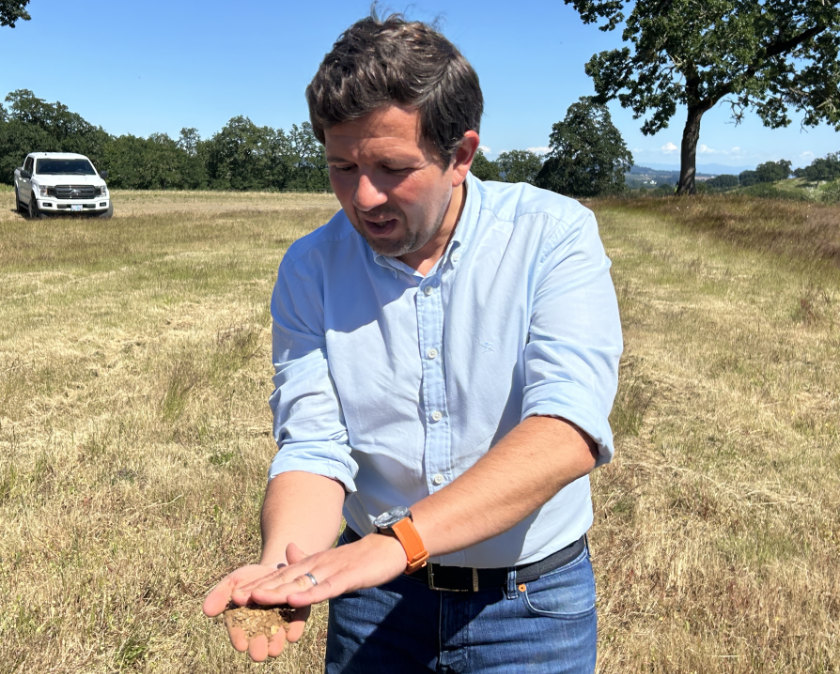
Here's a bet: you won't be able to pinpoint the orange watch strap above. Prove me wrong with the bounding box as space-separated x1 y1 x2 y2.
391 517 429 574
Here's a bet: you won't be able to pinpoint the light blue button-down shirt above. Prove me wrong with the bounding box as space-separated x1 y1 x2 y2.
268 173 622 567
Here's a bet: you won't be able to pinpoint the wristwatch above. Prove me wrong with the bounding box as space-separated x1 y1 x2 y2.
373 506 429 574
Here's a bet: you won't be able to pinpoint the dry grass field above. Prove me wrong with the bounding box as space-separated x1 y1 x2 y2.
1 190 838 673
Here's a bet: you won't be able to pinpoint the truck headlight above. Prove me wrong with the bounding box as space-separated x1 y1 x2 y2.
99 185 109 197
38 184 49 197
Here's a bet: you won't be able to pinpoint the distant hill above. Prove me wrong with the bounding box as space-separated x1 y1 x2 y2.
626 166 683 188
625 164 745 188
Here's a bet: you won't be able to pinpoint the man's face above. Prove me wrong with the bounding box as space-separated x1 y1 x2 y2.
324 105 472 272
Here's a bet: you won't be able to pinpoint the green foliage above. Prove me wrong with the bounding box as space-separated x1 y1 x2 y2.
535 96 632 197
739 169 759 187
755 159 792 183
205 116 284 190
565 0 840 195
740 182 811 201
0 90 331 192
0 0 30 27
706 174 739 191
820 179 840 204
495 149 543 184
5 90 110 165
0 118 53 181
795 152 840 182
282 122 329 192
469 150 500 181
103 133 207 190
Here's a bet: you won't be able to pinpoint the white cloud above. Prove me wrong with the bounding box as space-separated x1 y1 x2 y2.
527 146 550 156
479 145 492 155
698 143 718 155
661 142 679 154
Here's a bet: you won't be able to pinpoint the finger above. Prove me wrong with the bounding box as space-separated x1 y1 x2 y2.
248 634 269 662
284 577 336 607
284 607 311 643
236 566 289 594
253 569 321 602
227 625 249 653
203 580 234 617
266 629 287 658
237 566 312 599
295 572 319 591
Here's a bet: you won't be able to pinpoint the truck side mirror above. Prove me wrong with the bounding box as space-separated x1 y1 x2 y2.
99 170 109 179
19 169 31 179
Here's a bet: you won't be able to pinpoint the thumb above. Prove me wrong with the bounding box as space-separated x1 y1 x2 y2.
285 542 309 565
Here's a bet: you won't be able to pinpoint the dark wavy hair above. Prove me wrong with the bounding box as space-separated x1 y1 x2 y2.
306 13 483 164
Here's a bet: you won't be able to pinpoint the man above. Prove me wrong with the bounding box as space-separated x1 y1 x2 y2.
204 12 622 673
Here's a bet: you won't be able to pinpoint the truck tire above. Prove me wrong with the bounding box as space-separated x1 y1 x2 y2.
14 187 24 214
98 202 114 219
27 193 44 219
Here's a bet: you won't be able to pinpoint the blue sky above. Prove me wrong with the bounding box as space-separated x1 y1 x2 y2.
3 0 838 172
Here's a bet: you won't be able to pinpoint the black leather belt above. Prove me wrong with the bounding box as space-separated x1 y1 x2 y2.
343 527 586 593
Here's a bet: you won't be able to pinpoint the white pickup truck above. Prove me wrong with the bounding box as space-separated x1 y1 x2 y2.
14 152 113 219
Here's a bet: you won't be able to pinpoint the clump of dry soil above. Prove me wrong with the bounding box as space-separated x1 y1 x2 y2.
222 603 296 639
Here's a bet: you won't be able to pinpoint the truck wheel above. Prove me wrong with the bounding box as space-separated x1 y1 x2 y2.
28 194 44 219
98 203 114 219
14 188 24 214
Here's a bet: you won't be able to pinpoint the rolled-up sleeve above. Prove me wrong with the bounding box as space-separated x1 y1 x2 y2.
521 208 623 465
267 245 358 490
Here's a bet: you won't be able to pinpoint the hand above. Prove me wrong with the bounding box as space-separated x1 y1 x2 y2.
202 563 311 662
243 534 408 610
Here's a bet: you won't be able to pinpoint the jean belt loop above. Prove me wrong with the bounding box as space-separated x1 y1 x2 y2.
504 567 519 598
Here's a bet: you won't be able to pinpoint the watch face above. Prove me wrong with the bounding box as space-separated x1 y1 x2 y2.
374 505 411 529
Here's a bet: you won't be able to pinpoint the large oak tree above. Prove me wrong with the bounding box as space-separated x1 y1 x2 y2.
565 0 840 194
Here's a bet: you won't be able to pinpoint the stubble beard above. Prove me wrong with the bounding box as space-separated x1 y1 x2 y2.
353 197 450 261
353 210 436 260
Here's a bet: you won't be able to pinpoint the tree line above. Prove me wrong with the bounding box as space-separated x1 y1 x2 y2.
1 90 635 197
705 155 840 192
1 90 331 192
4 88 835 199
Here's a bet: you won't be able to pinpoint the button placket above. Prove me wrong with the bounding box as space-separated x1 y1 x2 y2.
416 278 450 492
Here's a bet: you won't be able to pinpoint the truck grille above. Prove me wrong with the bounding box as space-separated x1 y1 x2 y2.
51 185 98 199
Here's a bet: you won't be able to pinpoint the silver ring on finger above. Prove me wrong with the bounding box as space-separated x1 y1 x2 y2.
304 572 318 587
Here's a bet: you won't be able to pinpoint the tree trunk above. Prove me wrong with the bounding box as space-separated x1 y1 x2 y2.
676 105 705 195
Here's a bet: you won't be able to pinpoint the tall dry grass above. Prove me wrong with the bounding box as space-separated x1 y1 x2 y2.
0 191 837 672
594 195 839 672
1 191 336 673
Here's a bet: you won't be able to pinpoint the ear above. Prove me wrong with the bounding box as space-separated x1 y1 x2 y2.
450 130 480 187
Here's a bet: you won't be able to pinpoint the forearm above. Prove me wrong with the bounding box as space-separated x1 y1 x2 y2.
259 470 346 565
411 415 597 558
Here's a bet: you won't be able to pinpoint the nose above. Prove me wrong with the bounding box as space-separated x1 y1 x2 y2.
352 173 388 211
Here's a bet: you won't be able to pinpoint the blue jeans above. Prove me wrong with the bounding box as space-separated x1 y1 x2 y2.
325 532 597 673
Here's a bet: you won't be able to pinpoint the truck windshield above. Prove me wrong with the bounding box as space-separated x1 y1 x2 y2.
36 159 96 175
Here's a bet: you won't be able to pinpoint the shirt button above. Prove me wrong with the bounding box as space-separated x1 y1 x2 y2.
431 410 443 422
452 252 461 262
423 286 434 296
427 348 438 359
432 473 445 485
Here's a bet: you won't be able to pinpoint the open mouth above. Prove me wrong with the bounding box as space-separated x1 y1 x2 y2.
363 217 399 237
